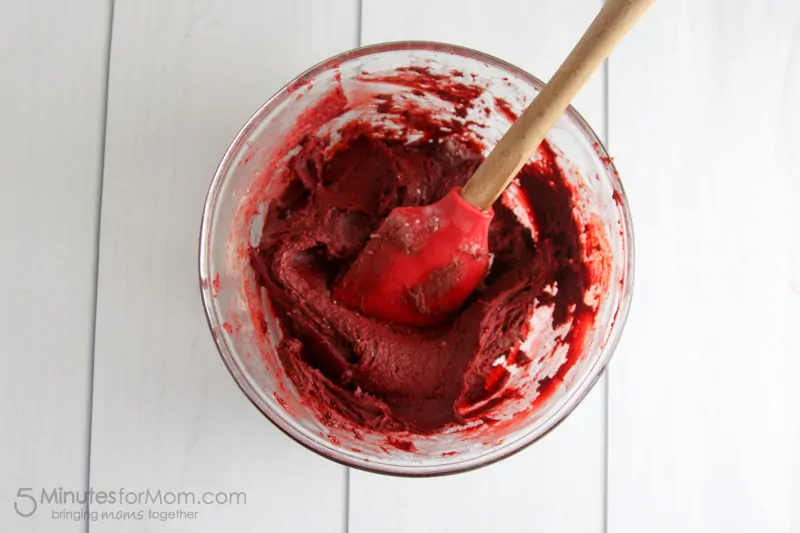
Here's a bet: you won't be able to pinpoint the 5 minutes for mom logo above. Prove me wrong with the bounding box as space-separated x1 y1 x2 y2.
14 487 246 518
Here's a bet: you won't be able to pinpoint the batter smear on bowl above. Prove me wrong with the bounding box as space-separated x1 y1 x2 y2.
244 67 610 434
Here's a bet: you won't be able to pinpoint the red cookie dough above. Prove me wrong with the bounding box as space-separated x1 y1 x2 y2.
246 68 601 434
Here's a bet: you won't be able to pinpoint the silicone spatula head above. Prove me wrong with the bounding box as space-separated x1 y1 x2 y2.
334 188 493 326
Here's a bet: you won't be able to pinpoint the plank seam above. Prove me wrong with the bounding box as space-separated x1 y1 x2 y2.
85 1 116 532
602 52 610 533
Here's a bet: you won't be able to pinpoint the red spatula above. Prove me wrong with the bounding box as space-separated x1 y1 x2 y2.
335 0 654 326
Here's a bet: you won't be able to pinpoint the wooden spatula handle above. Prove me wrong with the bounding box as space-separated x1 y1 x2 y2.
461 0 655 211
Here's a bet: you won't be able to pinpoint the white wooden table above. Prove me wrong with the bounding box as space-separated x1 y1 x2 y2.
3 0 799 531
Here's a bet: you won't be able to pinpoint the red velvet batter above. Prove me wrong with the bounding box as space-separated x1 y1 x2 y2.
247 69 596 434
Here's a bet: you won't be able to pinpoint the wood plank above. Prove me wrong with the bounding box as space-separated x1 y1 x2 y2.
89 1 357 531
0 1 111 531
607 1 800 531
350 1 607 532
791 29 800 530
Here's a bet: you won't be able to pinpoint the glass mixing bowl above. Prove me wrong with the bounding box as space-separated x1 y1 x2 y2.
199 41 634 476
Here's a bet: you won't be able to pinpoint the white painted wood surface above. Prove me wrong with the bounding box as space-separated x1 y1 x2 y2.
1 1 111 531
88 1 356 531
607 1 800 532
4 0 800 532
350 1 608 532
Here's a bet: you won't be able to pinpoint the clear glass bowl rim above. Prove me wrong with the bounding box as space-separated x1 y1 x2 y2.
199 40 635 477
